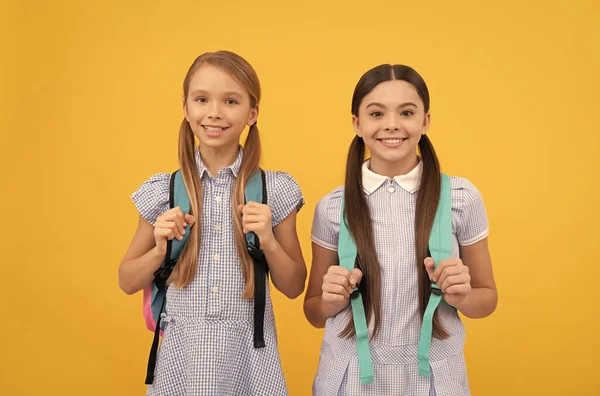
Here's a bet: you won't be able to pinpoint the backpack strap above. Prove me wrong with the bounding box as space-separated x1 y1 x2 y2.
244 169 269 348
338 197 374 385
417 173 453 378
145 170 191 384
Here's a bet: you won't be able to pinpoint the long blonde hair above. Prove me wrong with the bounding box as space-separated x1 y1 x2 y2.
169 51 262 299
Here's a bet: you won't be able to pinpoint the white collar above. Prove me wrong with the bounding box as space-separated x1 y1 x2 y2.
362 159 422 195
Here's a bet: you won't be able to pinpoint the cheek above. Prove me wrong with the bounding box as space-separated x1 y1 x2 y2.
405 120 425 136
360 121 380 139
185 105 203 121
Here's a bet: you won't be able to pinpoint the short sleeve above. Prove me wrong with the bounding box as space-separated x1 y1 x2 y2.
131 173 171 226
269 171 305 228
451 177 489 246
311 187 344 251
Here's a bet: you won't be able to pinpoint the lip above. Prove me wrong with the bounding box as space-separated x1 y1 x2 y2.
202 125 230 137
376 137 408 148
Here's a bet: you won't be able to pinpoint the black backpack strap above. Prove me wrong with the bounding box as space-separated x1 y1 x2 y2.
145 170 178 384
145 289 166 384
247 169 268 348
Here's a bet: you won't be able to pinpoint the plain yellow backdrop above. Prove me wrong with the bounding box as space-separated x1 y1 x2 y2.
1 0 599 394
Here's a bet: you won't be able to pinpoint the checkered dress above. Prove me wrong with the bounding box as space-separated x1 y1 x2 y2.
132 148 304 396
311 161 489 396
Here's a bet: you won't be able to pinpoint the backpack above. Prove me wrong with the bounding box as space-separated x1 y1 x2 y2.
143 168 269 384
337 174 452 384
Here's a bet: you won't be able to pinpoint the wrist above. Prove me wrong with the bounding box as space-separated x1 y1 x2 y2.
260 234 279 254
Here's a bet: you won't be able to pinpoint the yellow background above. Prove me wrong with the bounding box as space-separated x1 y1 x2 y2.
2 0 599 394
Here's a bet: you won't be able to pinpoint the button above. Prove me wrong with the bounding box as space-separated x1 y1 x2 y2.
213 254 220 261
211 286 218 293
388 186 396 193
215 224 221 231
215 196 222 203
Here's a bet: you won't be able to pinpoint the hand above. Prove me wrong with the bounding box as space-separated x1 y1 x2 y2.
154 207 195 253
238 202 275 250
424 257 471 306
322 265 363 314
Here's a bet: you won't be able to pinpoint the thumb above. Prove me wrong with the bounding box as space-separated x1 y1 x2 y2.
424 257 435 281
349 268 363 288
237 204 245 214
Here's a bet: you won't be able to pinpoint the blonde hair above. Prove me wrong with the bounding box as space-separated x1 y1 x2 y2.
170 51 261 299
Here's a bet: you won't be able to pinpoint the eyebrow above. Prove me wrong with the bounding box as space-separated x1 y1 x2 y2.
189 89 244 98
365 101 419 109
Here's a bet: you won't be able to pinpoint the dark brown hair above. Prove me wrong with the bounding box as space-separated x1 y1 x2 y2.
342 64 448 339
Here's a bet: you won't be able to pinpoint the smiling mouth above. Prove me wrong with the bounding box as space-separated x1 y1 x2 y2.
202 125 229 132
377 137 408 146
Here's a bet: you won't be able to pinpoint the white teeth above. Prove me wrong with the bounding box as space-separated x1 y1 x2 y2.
205 126 225 132
381 139 403 144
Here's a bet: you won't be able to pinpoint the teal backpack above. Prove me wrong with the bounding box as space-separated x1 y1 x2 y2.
338 174 452 384
143 168 269 384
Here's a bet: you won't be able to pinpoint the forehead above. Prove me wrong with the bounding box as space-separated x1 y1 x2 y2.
361 80 422 107
188 64 247 95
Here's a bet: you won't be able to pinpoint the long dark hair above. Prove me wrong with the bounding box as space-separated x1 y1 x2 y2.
341 64 448 340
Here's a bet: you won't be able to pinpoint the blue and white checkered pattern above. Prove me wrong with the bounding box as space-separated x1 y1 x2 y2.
132 148 304 396
311 166 488 396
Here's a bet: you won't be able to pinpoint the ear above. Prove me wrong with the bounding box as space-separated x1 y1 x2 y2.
183 99 190 123
247 105 259 126
422 112 431 134
352 115 362 138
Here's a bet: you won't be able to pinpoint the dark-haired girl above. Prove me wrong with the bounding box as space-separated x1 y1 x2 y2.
304 64 497 396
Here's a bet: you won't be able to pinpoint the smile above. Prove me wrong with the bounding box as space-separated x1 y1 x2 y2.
377 137 408 147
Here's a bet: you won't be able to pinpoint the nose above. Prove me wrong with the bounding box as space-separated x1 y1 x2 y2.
384 114 400 132
207 102 222 119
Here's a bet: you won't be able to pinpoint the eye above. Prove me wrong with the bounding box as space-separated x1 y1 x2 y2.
195 97 207 103
226 99 239 105
370 111 383 118
401 110 414 117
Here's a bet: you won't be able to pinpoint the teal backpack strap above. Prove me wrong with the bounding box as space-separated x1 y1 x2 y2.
338 197 374 385
146 169 191 384
244 169 269 349
151 170 192 319
417 174 453 378
244 169 264 248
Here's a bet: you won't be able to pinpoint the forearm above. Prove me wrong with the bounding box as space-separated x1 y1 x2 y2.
303 295 348 328
262 239 306 299
118 246 165 295
452 287 497 318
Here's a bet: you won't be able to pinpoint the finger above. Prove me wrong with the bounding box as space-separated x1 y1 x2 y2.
322 292 347 303
156 220 184 240
184 214 195 226
238 204 245 214
327 266 352 278
445 284 471 295
162 210 186 235
424 257 435 281
322 283 350 299
241 214 265 225
243 203 268 216
433 259 461 282
243 223 260 234
155 227 175 241
326 274 351 294
437 265 464 288
349 268 363 287
440 273 470 293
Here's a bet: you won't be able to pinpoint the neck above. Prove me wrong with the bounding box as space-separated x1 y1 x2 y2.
369 154 419 177
198 143 240 177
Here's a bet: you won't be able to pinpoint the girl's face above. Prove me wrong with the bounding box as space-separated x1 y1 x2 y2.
184 64 258 152
353 80 430 172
